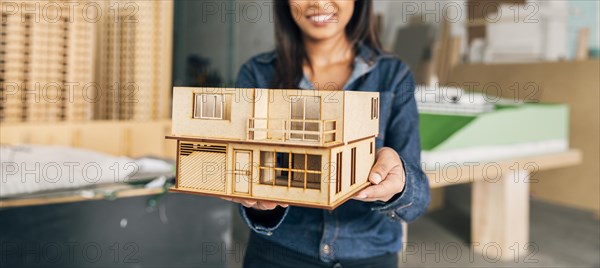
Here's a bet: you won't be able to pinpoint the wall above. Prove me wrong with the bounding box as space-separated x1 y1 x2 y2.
172 0 275 86
329 138 376 205
172 0 476 86
171 87 254 140
172 0 600 86
374 0 467 52
342 91 380 143
233 143 330 206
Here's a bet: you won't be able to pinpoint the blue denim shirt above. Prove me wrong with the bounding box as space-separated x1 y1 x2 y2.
235 43 430 263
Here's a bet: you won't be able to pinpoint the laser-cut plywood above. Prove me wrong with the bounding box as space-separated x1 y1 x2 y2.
95 0 173 121
168 87 380 210
1 1 95 123
178 143 227 193
0 0 173 123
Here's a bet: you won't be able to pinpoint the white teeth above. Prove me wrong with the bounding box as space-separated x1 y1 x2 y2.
309 14 334 23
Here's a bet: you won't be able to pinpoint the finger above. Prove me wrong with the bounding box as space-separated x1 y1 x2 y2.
227 198 242 203
369 148 401 185
240 199 257 208
222 197 289 210
255 201 278 210
228 198 246 204
356 169 405 202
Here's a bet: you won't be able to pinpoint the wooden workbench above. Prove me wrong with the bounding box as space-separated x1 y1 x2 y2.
0 182 170 209
0 143 582 261
426 149 582 261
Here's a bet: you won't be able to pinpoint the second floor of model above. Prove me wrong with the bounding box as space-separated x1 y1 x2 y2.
171 87 380 147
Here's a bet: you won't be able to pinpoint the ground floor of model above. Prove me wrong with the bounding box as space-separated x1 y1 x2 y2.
172 137 375 208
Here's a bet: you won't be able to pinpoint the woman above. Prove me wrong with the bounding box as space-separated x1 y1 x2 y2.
228 1 430 267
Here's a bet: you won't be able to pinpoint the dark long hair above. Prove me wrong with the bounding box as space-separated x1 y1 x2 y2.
273 0 382 88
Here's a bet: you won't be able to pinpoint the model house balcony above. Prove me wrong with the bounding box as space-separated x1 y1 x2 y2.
247 118 338 145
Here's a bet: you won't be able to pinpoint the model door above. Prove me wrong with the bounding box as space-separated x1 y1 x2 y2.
233 150 252 194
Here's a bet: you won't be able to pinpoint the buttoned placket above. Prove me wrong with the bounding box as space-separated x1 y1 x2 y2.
298 52 378 264
298 50 375 262
319 210 336 262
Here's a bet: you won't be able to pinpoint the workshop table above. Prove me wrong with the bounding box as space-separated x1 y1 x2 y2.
425 149 582 261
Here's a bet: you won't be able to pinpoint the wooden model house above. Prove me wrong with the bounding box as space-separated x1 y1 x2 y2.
167 87 380 209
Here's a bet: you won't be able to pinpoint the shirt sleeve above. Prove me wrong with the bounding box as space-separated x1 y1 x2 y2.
370 67 431 223
235 60 290 235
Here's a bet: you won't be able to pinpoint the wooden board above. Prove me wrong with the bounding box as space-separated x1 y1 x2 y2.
0 120 176 159
170 181 371 211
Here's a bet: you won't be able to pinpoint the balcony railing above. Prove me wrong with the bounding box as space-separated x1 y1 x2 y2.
247 118 337 145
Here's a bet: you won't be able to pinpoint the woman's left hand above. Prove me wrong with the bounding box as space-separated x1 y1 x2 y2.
354 147 406 202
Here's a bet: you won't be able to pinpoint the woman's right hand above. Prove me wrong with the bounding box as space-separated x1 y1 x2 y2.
221 197 288 210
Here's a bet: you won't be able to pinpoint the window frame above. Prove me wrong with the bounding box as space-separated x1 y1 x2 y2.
336 152 343 194
259 150 322 190
289 96 321 141
371 97 379 120
193 93 225 120
350 147 356 186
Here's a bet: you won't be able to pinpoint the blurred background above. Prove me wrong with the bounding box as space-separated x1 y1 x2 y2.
1 0 598 267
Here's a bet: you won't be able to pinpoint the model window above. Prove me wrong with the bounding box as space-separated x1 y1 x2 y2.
336 152 343 193
259 151 275 185
259 151 321 190
350 148 356 186
371 97 379 120
290 96 321 141
194 94 224 119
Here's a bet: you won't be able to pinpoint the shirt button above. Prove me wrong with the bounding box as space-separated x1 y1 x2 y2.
322 244 331 255
332 263 342 268
388 212 396 218
266 231 272 236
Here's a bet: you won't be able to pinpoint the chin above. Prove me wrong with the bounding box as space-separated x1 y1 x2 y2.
302 28 344 42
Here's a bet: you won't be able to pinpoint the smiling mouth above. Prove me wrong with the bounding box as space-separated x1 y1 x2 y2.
307 13 337 23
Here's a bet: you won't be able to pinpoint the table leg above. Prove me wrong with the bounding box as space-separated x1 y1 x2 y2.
472 169 530 262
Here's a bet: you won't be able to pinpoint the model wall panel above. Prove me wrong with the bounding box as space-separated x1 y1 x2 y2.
225 143 331 204
343 92 380 143
171 87 254 140
329 138 376 204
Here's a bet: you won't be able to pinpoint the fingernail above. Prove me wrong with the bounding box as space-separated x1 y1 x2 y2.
355 193 367 199
371 173 382 184
280 204 288 208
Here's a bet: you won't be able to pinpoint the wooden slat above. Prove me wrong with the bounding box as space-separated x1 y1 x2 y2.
0 186 165 209
427 150 582 188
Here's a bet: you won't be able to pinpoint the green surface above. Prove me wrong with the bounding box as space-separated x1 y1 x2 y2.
419 114 476 150
419 103 569 151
